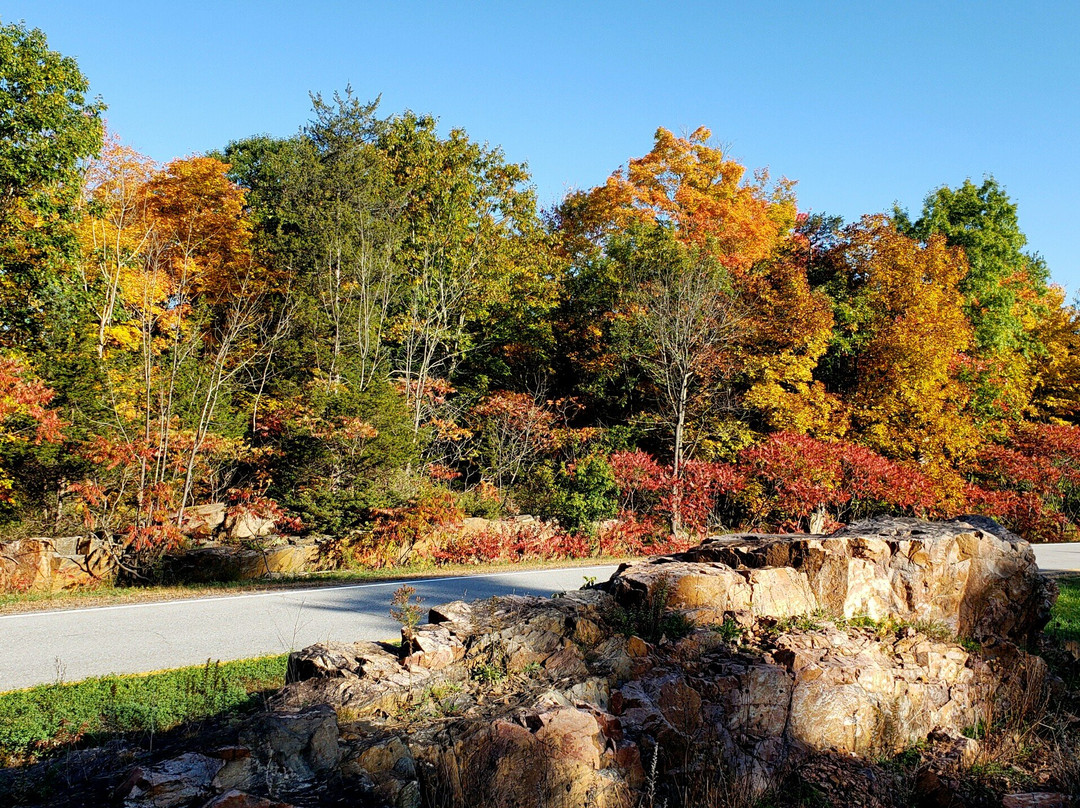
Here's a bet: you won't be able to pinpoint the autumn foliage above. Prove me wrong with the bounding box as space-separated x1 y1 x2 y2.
2 18 1080 586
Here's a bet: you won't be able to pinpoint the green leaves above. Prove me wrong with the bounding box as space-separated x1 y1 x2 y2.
0 21 105 348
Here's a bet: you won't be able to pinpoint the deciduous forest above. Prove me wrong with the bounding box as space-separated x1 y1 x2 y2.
3 21 1079 576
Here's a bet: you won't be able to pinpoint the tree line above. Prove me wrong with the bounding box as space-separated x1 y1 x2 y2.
1 21 1078 573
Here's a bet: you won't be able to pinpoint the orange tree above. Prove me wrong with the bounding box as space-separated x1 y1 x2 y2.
553 127 835 507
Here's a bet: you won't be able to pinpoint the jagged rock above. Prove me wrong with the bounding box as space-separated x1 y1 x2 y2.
237 705 340 788
345 736 420 808
201 791 295 808
607 515 1053 644
1002 795 1072 808
927 729 982 769
428 600 474 633
0 538 54 591
103 517 1064 808
285 640 398 682
403 623 465 671
224 510 276 540
180 503 227 537
118 752 224 807
170 542 320 582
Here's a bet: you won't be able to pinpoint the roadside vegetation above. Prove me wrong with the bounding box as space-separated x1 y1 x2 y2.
0 19 1079 600
1047 575 1080 645
0 656 286 765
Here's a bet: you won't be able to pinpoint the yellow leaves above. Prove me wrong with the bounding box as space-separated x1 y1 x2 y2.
836 218 978 478
1028 285 1080 422
104 323 141 350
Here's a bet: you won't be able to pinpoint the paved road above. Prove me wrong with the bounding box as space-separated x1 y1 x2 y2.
1 543 1077 692
1033 543 1080 576
0 565 621 692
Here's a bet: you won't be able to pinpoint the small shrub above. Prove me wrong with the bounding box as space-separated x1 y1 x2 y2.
390 584 424 652
456 483 503 519
472 662 507 684
712 617 744 643
608 574 693 644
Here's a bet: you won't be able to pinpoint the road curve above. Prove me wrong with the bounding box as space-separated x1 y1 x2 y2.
0 565 621 692
1 543 1077 692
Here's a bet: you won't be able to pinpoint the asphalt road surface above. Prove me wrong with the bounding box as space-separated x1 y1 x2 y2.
0 565 621 692
2 543 1078 692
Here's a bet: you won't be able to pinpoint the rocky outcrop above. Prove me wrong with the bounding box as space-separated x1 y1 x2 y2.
109 516 1066 808
607 515 1054 645
166 540 321 582
0 536 117 591
118 707 337 808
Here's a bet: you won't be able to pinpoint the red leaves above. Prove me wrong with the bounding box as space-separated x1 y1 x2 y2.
612 434 938 536
964 422 1080 541
432 524 591 565
610 450 742 537
0 355 65 447
738 433 937 528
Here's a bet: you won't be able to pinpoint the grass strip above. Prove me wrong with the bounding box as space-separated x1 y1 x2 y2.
0 655 287 764
1046 575 1079 644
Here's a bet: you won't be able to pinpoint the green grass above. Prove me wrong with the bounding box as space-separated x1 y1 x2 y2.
0 655 287 764
1047 576 1080 644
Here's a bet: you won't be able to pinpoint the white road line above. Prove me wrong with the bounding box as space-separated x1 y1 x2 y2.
0 564 619 620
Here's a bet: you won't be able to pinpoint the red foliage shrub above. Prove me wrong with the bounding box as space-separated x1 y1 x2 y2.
965 422 1080 540
366 488 465 566
963 484 1068 543
610 450 743 536
432 523 591 565
738 433 936 530
599 512 694 556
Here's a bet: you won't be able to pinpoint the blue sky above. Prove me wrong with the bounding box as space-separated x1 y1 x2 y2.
7 1 1078 294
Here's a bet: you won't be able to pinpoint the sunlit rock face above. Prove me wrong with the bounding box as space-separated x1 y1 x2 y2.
118 516 1057 808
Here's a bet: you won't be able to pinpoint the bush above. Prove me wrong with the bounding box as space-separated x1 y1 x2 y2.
457 482 504 519
432 523 590 565
515 453 619 535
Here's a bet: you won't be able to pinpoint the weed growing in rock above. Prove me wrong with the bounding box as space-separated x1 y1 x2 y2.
471 662 507 684
608 574 693 644
711 616 744 643
399 682 466 721
390 584 424 652
764 612 827 636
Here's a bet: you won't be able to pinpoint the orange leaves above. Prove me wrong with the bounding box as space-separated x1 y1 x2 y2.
82 144 269 329
567 127 796 271
142 156 262 304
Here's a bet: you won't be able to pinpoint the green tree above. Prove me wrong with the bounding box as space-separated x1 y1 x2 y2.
0 20 104 347
896 177 1046 353
896 178 1050 422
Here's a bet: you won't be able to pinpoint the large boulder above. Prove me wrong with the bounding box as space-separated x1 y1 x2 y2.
104 517 1065 808
606 515 1054 645
0 538 54 591
169 542 320 582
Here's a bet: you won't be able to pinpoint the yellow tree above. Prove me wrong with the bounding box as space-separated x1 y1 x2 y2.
832 216 978 499
1028 286 1080 423
78 131 157 357
77 154 277 552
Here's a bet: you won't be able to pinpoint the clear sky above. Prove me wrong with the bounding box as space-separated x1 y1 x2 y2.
7 1 1078 294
